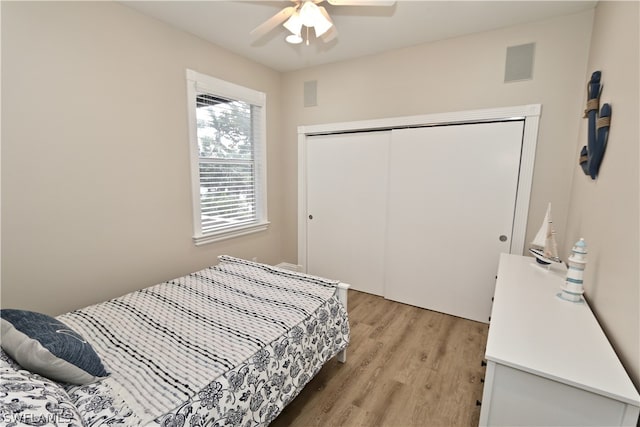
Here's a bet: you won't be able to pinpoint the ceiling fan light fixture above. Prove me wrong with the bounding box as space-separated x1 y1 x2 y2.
298 1 334 37
283 12 303 36
298 1 320 27
286 34 303 44
313 16 333 37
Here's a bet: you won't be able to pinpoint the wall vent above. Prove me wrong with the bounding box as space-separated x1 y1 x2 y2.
505 43 535 83
304 80 317 107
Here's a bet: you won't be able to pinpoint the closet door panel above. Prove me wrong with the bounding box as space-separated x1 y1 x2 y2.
306 132 391 296
385 122 523 322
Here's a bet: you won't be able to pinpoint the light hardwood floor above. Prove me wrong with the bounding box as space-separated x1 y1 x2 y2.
271 290 489 427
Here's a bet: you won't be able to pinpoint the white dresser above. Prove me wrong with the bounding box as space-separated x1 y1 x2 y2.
479 253 640 426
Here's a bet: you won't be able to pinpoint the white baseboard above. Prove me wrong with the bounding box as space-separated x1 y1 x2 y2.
275 262 303 272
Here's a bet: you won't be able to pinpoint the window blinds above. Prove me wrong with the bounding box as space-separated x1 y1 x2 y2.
195 92 262 235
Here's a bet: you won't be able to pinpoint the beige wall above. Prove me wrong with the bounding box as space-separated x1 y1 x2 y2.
1 2 284 315
564 1 639 387
280 9 595 264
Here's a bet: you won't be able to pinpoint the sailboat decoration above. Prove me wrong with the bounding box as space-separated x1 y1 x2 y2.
529 203 562 265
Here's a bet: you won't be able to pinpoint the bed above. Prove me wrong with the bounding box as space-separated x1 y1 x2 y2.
0 256 350 426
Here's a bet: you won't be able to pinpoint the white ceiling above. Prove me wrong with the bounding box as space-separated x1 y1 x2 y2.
120 0 597 72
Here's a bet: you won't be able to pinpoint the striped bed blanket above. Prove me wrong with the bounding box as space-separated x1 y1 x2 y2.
57 256 350 426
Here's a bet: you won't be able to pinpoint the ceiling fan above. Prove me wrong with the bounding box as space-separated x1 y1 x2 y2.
250 0 396 45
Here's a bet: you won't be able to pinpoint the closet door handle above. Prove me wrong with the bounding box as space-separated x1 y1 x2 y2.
308 215 313 220
499 235 508 242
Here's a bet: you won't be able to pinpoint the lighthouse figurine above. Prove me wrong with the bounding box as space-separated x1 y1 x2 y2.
559 238 587 302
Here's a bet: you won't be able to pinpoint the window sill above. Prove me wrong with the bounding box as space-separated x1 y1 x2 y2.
193 221 270 246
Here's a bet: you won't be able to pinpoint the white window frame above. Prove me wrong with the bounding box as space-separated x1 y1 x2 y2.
186 69 269 245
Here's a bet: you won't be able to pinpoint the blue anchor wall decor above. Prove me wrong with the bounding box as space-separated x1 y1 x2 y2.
580 70 611 180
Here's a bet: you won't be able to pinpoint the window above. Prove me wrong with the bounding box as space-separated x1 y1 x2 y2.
186 69 268 245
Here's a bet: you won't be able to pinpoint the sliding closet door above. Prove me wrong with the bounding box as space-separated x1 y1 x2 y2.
306 131 391 296
385 122 523 323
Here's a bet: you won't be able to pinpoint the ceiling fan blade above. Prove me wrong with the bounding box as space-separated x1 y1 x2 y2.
250 6 296 38
327 0 395 5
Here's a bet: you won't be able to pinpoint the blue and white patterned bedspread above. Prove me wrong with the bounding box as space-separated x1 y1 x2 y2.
55 256 349 426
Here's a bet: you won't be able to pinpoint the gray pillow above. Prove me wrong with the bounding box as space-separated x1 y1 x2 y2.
1 309 108 384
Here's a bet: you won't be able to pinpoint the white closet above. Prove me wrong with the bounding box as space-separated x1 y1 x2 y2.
298 105 540 323
306 131 391 296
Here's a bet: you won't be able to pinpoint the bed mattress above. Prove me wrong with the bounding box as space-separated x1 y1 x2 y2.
49 256 350 426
